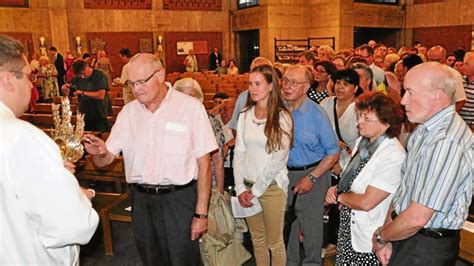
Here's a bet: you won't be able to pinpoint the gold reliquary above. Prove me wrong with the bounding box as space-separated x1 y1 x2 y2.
51 97 85 162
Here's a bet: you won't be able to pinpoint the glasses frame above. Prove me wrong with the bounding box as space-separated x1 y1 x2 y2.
282 78 309 88
356 111 380 123
125 69 160 89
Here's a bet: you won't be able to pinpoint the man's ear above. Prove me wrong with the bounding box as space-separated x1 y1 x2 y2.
303 83 311 94
0 72 15 92
157 68 166 83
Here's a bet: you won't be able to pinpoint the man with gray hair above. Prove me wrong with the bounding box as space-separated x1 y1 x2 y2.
0 34 98 265
373 62 473 265
83 53 217 266
281 65 340 266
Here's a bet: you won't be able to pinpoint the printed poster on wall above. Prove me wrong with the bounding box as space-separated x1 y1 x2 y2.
177 42 193 55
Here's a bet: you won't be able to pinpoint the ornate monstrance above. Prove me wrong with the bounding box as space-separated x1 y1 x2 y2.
51 97 85 162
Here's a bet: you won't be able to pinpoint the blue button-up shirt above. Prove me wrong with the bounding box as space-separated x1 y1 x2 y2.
288 97 340 167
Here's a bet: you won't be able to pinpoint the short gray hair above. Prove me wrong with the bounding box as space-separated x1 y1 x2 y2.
431 64 459 103
173 78 203 102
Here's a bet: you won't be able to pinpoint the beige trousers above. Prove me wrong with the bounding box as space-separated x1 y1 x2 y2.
246 184 287 266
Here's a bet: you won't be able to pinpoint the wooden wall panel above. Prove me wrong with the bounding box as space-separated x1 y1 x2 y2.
414 0 443 4
413 25 472 53
0 0 28 7
163 0 221 11
86 32 153 78
83 0 152 9
164 31 222 73
0 32 34 56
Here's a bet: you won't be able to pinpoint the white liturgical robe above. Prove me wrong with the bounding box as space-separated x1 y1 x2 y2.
0 102 99 265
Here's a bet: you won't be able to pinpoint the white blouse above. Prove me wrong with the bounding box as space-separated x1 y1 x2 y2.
347 137 405 252
320 96 359 168
233 107 292 197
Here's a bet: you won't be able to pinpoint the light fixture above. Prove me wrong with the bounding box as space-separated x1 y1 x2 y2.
75 36 82 55
157 35 163 52
39 36 47 56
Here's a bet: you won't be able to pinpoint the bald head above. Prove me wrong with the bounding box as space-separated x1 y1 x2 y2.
402 62 457 123
130 53 164 70
427 46 446 64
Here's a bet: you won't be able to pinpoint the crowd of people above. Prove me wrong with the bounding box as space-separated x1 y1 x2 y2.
1 32 473 266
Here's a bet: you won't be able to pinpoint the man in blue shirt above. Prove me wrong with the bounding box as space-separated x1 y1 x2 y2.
282 65 340 266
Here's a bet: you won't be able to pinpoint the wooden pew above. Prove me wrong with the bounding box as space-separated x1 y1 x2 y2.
75 155 126 193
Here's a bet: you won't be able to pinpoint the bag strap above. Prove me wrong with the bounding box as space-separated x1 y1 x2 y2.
333 97 346 144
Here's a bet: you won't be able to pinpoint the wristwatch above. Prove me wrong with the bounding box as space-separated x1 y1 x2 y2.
374 228 387 245
194 213 208 219
308 174 318 184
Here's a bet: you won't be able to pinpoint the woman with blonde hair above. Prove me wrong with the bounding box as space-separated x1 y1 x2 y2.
317 45 335 61
37 55 58 101
234 64 293 266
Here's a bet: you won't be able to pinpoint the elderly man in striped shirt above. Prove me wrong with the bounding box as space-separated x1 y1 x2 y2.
372 62 473 266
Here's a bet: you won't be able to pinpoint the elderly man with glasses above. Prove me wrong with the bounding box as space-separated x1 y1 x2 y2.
281 65 340 266
61 60 111 132
82 53 217 266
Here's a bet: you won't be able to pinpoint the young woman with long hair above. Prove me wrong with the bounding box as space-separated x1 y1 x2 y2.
234 64 293 266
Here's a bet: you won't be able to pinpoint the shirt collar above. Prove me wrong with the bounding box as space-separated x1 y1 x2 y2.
0 101 16 118
422 105 455 132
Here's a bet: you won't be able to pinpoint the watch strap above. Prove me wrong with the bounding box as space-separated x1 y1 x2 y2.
194 213 208 219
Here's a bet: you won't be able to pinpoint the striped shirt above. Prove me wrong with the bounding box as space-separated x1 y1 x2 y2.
392 105 473 229
460 77 474 126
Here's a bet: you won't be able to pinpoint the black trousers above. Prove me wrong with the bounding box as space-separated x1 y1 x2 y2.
84 118 109 132
389 230 460 266
130 183 201 266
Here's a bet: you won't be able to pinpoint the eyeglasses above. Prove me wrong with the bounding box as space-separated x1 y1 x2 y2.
282 78 309 88
125 69 160 89
357 112 379 123
10 71 37 82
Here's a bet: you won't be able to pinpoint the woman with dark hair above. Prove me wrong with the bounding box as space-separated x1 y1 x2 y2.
234 64 293 266
307 61 338 104
321 69 360 171
326 92 405 265
320 69 360 254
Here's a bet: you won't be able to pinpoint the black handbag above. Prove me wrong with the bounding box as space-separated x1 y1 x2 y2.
283 192 298 245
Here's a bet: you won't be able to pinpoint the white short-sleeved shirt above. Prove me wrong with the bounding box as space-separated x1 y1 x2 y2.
106 87 218 185
320 96 359 168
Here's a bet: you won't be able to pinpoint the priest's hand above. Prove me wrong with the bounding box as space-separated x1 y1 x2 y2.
63 160 76 174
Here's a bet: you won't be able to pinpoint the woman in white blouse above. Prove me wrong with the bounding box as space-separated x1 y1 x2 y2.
320 68 360 170
326 92 405 265
234 64 293 266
